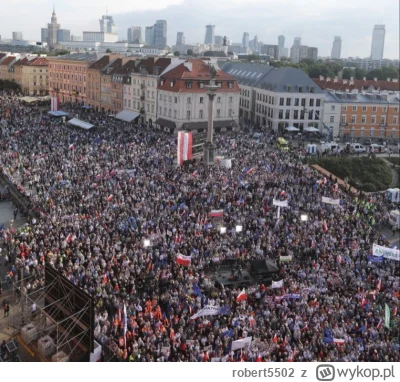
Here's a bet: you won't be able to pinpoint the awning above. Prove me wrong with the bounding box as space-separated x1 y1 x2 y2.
182 120 238 131
20 96 39 103
285 126 300 132
155 118 176 130
115 110 140 122
304 126 319 132
48 110 69 117
67 118 94 130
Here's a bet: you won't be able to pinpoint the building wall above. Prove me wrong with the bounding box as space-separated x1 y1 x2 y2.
322 101 341 138
21 65 49 95
86 68 102 109
100 74 113 111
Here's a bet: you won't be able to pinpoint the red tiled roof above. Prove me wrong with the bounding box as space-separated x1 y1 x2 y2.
158 59 240 93
0 53 6 61
0 56 16 66
23 57 48 66
313 78 400 92
89 55 110 70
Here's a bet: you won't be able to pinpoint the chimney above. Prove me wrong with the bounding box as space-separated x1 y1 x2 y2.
373 77 377 81
334 76 338 83
350 76 354 81
343 79 348 84
393 78 398 83
363 76 366 81
326 77 331 82
349 80 354 85
386 77 391 82
319 75 324 80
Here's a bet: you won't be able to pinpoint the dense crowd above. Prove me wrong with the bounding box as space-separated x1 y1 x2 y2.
0 92 399 362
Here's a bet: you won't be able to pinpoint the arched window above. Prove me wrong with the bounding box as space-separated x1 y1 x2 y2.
360 127 365 137
350 127 355 137
370 127 374 136
187 97 191 104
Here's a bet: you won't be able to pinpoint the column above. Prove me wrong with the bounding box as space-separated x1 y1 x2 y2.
207 93 216 143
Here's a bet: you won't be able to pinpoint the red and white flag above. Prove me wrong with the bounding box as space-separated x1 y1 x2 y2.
236 288 247 302
192 170 198 177
51 95 60 111
65 233 73 243
333 338 345 345
107 195 113 202
322 220 328 234
246 168 255 174
210 209 223 218
338 254 343 264
69 144 74 150
376 278 382 291
377 319 383 330
177 131 193 166
176 254 191 266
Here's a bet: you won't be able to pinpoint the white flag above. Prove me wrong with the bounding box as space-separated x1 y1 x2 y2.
272 279 284 288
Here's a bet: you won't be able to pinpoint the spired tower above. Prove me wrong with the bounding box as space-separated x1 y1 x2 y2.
47 5 60 48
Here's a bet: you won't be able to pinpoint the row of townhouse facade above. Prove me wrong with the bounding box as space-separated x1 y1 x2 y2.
0 54 49 95
221 62 400 139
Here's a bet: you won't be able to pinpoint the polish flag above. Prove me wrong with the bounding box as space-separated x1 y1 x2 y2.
107 195 113 202
338 254 343 264
333 338 345 345
322 220 328 234
377 319 383 330
256 353 262 362
192 170 198 177
280 190 286 197
236 289 247 302
272 334 278 343
376 278 381 291
176 254 191 266
66 233 73 243
361 295 367 307
246 168 255 174
69 144 74 150
392 307 397 317
210 209 223 218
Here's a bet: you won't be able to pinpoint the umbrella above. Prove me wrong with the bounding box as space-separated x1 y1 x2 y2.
304 126 319 132
285 126 300 132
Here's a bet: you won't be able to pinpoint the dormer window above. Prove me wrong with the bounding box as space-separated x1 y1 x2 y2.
170 80 174 87
160 80 164 86
199 82 204 89
228 82 233 88
186 82 192 89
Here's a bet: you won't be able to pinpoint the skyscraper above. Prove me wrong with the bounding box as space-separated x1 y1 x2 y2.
47 6 60 48
176 32 185 45
204 25 215 45
370 25 385 60
214 35 223 46
41 28 48 44
145 26 154 45
128 26 142 43
154 20 167 46
293 37 301 47
12 32 23 41
242 32 249 48
57 29 70 42
99 15 117 34
278 35 285 57
331 36 342 59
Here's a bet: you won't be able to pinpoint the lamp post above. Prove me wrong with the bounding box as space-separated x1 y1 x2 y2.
203 66 220 165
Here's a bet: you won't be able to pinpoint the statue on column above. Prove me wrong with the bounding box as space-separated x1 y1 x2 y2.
209 65 217 79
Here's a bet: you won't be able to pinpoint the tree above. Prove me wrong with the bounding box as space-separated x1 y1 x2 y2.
366 68 382 80
381 66 399 80
174 51 180 57
106 48 112 53
342 68 355 79
247 55 261 62
354 67 367 80
187 49 194 56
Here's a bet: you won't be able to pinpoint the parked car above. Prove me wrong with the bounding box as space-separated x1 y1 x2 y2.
370 144 388 153
349 143 366 153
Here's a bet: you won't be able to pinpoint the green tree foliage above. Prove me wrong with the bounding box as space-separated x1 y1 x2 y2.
0 79 21 92
174 51 180 56
342 68 355 79
187 49 194 56
354 67 367 80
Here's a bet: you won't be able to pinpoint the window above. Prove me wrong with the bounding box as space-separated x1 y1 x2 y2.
372 106 377 112
371 116 376 124
316 99 321 107
394 107 399 113
279 98 284 106
159 93 162 100
228 82 233 88
370 128 374 136
168 109 171 117
352 106 357 111
186 82 192 89
342 106 347 111
360 128 365 137
330 116 334 123
187 97 191 104
309 99 314 107
286 98 291 106
383 107 387 112
174 97 178 103
294 98 299 106
293 110 298 120
199 82 204 89
361 115 366 123
216 109 221 117
147 104 150 112
279 110 283 119
199 110 204 118
380 117 386 125
285 110 290 119
164 108 167 115
341 116 346 124
351 115 356 123
170 81 174 87
350 127 355 137
393 117 398 125
301 98 306 107
330 105 335 111
298 86 303 93
229 96 233 103
174 110 177 118
392 129 396 138
200 97 204 104
380 129 385 137
187 110 191 119
217 97 221 103
228 109 232 117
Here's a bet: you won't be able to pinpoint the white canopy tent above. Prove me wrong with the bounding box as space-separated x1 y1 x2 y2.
67 118 94 130
285 126 299 132
115 110 140 122
304 126 320 132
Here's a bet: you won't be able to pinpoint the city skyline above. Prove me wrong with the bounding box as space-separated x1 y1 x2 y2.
0 0 399 58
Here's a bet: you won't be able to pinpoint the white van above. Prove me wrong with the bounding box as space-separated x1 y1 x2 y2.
320 142 341 152
350 143 366 153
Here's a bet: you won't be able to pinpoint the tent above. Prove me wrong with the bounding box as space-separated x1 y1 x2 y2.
304 126 319 132
67 118 94 130
48 110 69 117
115 110 140 122
285 126 299 132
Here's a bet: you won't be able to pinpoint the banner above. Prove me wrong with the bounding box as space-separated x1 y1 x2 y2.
385 304 391 329
231 337 252 351
279 255 292 262
271 280 284 288
373 244 400 261
273 199 288 207
177 131 193 166
221 159 232 169
190 305 231 320
322 196 340 205
51 95 60 111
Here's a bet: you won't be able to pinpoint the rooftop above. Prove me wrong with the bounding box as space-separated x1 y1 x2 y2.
313 77 400 92
22 57 48 66
324 90 400 104
49 53 97 62
0 56 16 66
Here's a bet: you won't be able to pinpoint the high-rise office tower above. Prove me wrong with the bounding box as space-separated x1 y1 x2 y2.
370 24 385 60
214 35 223 46
331 36 342 59
204 25 215 45
128 26 142 43
293 37 301 47
99 15 117 34
12 32 23 40
41 28 48 44
176 32 185 45
278 34 285 57
145 26 155 45
242 32 249 48
47 6 60 47
154 20 167 46
57 29 70 42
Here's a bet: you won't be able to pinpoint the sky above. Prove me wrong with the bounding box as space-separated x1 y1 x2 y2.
1 0 399 59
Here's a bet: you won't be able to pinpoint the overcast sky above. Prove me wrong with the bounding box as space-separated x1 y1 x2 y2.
1 0 399 58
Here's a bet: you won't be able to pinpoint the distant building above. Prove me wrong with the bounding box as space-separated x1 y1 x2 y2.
331 36 342 59
127 26 142 43
214 35 223 46
57 29 70 43
290 42 318 63
278 35 285 58
83 32 118 43
176 32 185 45
12 32 23 41
370 24 385 61
71 35 82 42
293 37 301 47
308 47 318 61
145 26 154 45
242 32 249 48
41 28 48 44
261 44 279 59
47 6 60 48
99 15 117 34
154 20 167 47
204 25 215 45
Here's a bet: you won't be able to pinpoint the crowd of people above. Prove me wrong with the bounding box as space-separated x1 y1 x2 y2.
0 91 399 362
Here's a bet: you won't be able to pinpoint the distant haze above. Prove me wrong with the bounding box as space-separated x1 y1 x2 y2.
1 0 399 58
